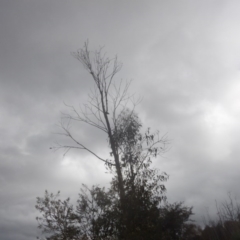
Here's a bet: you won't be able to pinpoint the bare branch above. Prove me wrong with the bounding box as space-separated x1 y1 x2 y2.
53 120 115 166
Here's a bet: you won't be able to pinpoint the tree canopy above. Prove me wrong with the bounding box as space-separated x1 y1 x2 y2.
36 42 194 240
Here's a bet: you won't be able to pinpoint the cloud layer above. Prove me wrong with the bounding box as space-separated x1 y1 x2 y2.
1 1 240 238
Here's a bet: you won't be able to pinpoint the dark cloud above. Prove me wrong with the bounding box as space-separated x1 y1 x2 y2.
1 1 240 239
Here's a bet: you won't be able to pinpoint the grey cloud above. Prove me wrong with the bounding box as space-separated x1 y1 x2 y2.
1 1 240 239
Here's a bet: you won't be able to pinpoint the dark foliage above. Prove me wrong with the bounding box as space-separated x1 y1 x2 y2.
36 42 194 240
36 187 194 240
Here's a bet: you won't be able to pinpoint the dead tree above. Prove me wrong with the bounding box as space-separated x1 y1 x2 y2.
54 42 135 208
53 42 168 221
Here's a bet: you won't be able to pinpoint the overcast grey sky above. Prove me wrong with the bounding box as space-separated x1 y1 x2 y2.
1 1 240 239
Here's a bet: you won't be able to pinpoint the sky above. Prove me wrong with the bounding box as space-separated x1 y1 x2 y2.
1 0 240 239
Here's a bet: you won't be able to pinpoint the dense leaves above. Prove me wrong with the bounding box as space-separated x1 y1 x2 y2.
36 187 194 240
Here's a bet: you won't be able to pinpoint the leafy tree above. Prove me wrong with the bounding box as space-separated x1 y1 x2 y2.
52 42 168 236
37 42 194 240
36 186 118 240
36 191 80 240
160 202 194 240
76 184 118 240
53 42 168 210
36 187 195 240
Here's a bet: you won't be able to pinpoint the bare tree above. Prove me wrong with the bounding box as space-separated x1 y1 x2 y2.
216 193 240 224
53 41 168 218
200 193 240 240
